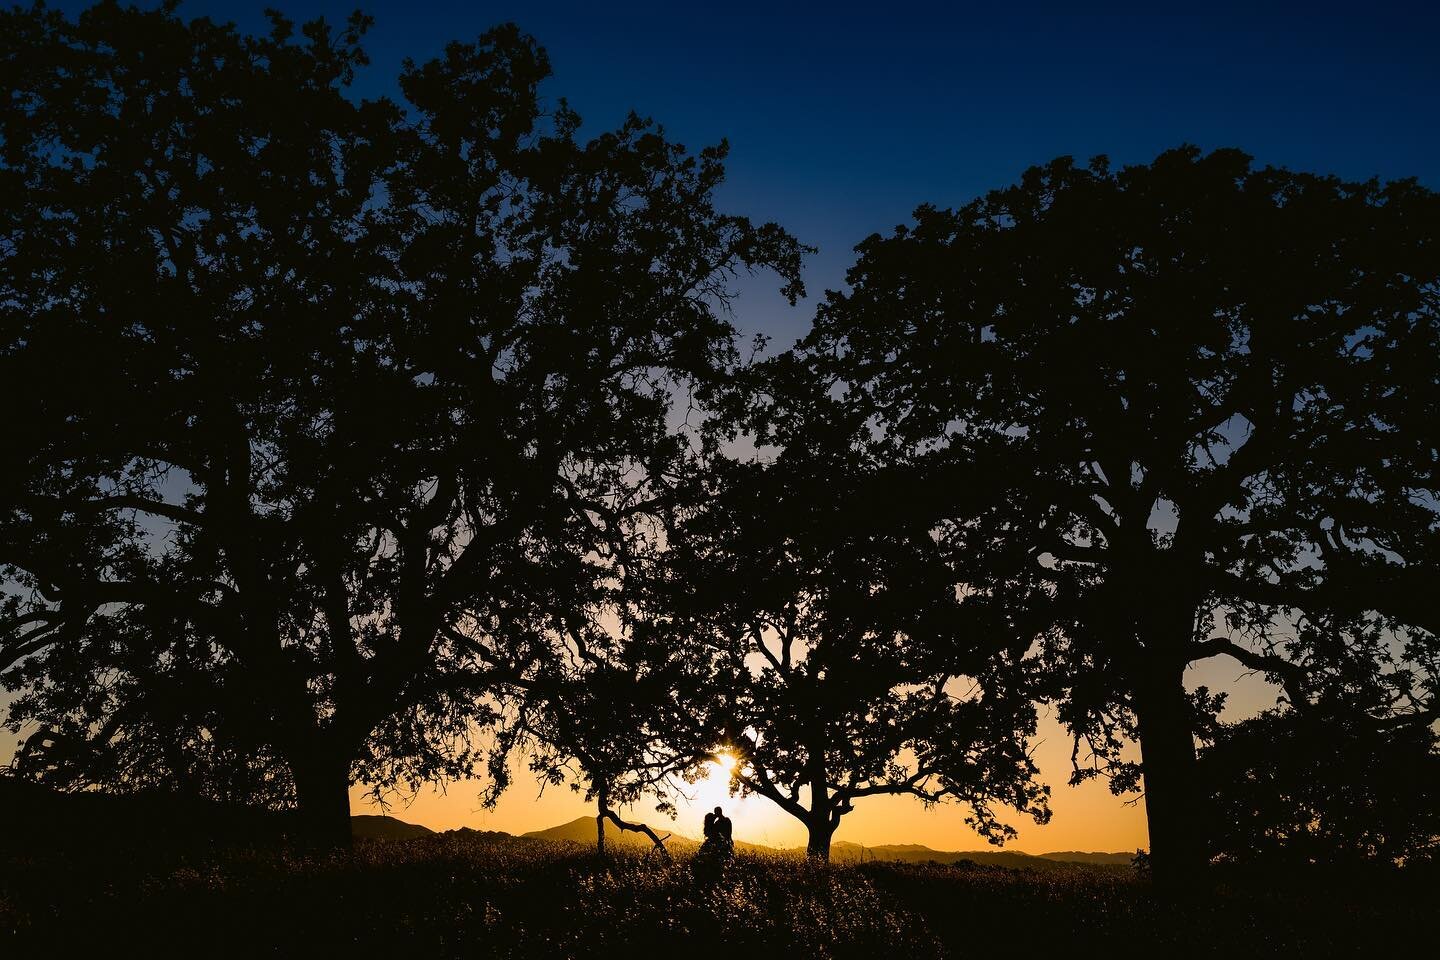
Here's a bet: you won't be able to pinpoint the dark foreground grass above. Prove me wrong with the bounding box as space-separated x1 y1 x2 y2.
2 832 1432 958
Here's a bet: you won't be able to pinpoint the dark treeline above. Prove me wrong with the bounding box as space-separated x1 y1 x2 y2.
2 2 1438 888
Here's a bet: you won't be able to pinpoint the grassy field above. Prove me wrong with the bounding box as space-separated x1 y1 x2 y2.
2 830 1432 957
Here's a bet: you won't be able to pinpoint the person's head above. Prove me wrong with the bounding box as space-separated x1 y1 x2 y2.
714 806 723 816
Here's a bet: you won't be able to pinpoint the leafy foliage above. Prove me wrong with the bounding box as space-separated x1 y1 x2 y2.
655 360 1050 858
504 616 723 854
1200 707 1440 866
0 1 803 838
801 146 1440 877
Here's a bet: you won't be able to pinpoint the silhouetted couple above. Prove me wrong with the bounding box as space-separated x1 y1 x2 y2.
701 805 733 860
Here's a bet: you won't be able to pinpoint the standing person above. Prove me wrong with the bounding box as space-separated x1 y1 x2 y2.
694 806 730 885
716 807 734 857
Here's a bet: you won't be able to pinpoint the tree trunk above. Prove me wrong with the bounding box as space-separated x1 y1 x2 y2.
1134 656 1206 886
804 745 836 861
596 807 606 856
292 750 353 849
805 816 835 861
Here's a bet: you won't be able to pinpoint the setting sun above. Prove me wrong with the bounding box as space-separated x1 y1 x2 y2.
712 750 739 775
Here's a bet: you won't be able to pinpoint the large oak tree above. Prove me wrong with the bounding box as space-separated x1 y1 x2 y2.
508 618 722 858
658 359 1051 860
800 148 1440 881
0 2 803 843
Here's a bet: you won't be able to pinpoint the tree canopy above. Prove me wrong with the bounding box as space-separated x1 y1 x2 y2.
0 1 803 842
801 147 1440 880
652 360 1050 859
1200 705 1440 868
509 618 720 858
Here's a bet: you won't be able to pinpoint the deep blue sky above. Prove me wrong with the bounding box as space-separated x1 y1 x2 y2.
57 1 1440 343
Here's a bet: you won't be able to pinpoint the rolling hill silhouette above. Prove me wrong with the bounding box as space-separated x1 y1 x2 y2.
522 816 769 855
0 773 296 850
519 815 1133 866
351 814 435 840
0 776 1130 865
828 840 1133 867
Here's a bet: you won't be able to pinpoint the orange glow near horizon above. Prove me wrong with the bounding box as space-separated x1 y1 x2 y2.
348 713 1153 853
0 654 1284 854
349 652 1285 853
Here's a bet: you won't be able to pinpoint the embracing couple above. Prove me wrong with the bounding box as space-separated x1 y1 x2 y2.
701 806 733 859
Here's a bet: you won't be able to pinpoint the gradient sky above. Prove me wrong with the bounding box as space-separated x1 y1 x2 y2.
22 0 1440 850
53 0 1440 344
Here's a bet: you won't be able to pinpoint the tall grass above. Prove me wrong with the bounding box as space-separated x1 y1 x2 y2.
2 832 1430 957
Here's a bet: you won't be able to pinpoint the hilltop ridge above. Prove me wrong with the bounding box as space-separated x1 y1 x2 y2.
513 815 1134 867
0 776 1132 866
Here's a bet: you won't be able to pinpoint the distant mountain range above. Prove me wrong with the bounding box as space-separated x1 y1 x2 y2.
487 815 1133 867
351 814 436 841
0 775 1130 866
827 840 1135 868
520 816 767 855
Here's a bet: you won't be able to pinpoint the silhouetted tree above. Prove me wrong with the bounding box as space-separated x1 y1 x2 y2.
660 360 1050 860
0 2 803 844
510 628 720 859
800 147 1440 881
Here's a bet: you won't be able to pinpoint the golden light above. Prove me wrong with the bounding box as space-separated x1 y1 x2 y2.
669 748 803 848
712 749 739 776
